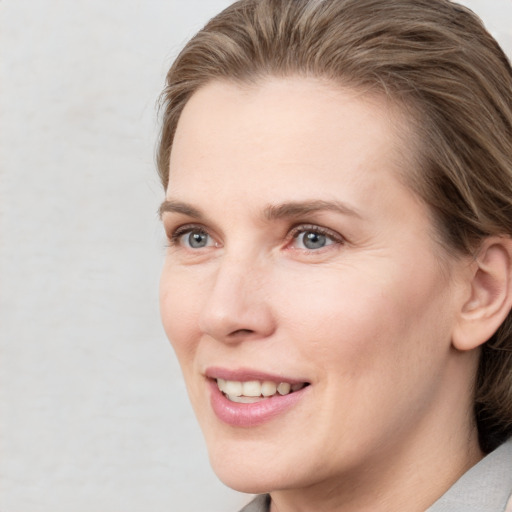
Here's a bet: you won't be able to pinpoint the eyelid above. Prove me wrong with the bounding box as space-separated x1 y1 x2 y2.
170 223 205 239
165 221 344 251
287 223 345 247
168 223 216 248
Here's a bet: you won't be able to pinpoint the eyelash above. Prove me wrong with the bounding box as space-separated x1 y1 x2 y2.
168 224 210 246
288 224 344 249
167 223 344 250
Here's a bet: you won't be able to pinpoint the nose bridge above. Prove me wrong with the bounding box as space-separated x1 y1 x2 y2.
198 247 274 341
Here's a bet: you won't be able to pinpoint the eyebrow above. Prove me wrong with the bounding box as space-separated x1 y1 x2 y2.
263 200 362 221
159 200 204 219
159 198 362 221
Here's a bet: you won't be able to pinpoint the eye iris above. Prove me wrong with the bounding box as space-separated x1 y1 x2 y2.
303 231 327 249
188 231 208 248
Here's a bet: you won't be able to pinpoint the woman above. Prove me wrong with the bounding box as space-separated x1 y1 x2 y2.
157 1 512 510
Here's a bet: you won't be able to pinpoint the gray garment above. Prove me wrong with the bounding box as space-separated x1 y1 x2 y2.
427 438 512 512
239 494 270 512
238 438 512 512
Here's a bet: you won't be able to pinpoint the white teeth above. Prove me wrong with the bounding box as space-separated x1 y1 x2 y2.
217 378 305 401
261 381 277 397
223 380 242 397
242 381 262 397
229 395 264 404
277 382 291 395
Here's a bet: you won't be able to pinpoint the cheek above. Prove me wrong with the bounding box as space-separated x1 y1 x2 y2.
159 267 202 363
273 257 452 378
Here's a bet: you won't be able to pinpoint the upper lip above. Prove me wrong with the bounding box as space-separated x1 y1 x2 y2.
205 366 309 385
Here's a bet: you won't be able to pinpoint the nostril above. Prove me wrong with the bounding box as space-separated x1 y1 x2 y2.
229 328 255 336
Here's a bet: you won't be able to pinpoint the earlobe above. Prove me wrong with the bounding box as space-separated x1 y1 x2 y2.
452 237 512 352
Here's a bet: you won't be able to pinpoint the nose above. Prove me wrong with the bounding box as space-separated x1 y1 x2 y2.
198 253 276 343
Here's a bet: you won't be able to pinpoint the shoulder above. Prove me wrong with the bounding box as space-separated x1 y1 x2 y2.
427 438 512 512
236 441 512 512
238 494 270 512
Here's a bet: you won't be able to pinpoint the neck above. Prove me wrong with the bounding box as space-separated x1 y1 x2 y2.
270 430 482 512
269 355 483 512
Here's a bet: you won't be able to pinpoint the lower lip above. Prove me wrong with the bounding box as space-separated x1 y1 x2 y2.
208 379 308 427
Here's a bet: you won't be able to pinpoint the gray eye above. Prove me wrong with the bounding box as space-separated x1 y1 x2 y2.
187 230 209 248
301 231 328 250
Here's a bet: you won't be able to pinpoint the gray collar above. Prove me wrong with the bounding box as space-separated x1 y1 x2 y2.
238 494 270 512
427 438 512 512
239 439 512 512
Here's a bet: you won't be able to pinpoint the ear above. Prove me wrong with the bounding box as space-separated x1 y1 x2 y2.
452 236 512 351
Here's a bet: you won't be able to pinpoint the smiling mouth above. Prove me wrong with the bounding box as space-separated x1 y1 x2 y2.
216 378 310 403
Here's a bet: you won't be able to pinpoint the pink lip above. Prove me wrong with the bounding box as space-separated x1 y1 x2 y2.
206 367 310 427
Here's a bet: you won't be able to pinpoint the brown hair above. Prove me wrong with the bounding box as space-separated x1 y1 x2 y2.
157 0 512 452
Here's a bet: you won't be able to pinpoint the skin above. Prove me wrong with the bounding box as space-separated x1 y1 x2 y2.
159 78 483 512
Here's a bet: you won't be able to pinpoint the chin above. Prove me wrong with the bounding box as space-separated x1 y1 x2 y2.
205 433 328 496
214 469 274 495
205 436 291 494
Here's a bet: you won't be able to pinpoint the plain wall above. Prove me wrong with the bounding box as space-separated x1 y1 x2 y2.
1 1 511 511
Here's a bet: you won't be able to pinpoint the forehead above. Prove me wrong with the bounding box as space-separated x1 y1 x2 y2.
168 77 415 205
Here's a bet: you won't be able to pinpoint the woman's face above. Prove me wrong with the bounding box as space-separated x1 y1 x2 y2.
160 78 472 495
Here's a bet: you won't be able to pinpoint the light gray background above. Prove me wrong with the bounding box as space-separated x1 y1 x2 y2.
1 1 511 511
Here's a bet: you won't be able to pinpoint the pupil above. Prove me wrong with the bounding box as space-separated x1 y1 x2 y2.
304 232 326 249
189 231 207 248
